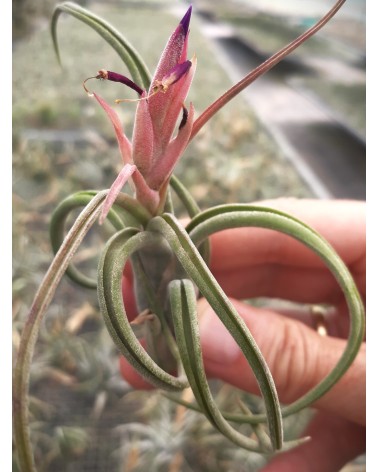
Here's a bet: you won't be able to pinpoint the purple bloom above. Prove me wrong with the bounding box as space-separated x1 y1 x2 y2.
90 6 196 222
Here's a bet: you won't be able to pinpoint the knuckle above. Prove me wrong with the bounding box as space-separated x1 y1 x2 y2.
269 318 315 402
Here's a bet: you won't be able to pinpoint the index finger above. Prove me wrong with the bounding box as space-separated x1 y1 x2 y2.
209 198 365 304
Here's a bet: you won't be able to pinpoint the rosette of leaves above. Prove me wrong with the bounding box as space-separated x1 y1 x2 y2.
13 2 365 471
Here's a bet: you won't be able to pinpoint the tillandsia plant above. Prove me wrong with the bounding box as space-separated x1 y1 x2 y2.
13 1 365 470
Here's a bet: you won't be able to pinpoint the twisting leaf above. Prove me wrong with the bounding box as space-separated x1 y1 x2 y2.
169 175 202 219
148 214 283 451
97 227 189 391
169 279 271 452
13 191 108 472
187 204 365 418
50 190 151 289
169 174 211 263
50 191 126 288
51 1 151 89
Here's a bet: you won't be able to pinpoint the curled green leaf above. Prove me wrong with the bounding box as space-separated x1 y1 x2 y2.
169 279 273 452
187 205 365 417
148 214 283 451
51 1 151 88
50 191 126 288
169 174 211 264
97 227 189 391
13 191 108 472
49 190 150 289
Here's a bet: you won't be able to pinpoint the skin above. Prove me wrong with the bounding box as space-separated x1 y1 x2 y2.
120 198 366 471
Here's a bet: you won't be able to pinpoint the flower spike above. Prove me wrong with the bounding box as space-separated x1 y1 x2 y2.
87 5 196 216
149 6 192 90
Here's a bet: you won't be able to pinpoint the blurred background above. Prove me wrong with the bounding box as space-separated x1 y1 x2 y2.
13 0 365 470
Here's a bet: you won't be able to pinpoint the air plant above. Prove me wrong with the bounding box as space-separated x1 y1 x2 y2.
13 1 365 471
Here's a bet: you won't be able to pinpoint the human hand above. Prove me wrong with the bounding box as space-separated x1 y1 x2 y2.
120 198 366 470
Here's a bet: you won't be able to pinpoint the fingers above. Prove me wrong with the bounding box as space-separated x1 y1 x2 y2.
212 263 350 305
209 199 365 303
119 354 155 390
253 301 355 340
199 298 365 425
262 411 365 472
122 261 139 321
120 263 160 390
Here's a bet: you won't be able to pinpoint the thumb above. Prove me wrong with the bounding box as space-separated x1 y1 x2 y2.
198 298 365 426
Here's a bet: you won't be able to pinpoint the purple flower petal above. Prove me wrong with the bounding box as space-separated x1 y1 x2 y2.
158 61 192 90
149 6 192 87
180 6 192 37
99 69 144 96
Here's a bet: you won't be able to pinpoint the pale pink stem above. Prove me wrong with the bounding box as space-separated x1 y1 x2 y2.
99 164 136 225
190 0 347 140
